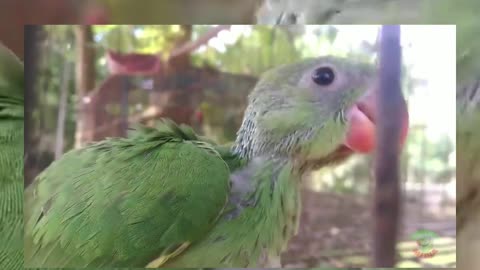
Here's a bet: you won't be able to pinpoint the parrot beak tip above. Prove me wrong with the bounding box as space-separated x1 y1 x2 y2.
344 90 409 153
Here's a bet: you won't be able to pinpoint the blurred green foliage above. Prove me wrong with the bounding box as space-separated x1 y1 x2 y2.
32 25 455 194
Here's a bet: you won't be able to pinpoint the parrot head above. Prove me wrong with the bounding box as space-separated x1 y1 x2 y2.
234 56 409 168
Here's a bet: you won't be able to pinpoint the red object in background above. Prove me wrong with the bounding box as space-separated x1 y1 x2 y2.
83 4 110 25
107 50 161 76
194 110 203 123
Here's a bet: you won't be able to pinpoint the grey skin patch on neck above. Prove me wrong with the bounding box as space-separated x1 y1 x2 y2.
222 157 286 221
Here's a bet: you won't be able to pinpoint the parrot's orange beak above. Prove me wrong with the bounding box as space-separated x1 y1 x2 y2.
344 89 409 153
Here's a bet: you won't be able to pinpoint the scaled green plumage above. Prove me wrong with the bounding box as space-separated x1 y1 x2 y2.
25 121 233 267
0 45 24 270
25 56 376 268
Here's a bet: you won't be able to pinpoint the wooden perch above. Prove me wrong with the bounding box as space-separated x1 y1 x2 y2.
372 25 403 267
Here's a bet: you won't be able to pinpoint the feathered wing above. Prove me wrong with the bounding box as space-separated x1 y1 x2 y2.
24 122 232 268
0 45 24 270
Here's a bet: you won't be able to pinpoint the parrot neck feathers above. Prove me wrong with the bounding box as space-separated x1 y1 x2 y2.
233 109 348 172
223 157 289 220
233 107 313 162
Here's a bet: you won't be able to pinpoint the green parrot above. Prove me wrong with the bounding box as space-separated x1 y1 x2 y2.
0 45 24 269
452 3 480 269
457 75 480 267
24 56 409 268
424 1 480 270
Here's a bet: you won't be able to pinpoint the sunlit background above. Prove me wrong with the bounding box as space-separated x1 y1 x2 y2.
205 25 455 142
27 25 456 268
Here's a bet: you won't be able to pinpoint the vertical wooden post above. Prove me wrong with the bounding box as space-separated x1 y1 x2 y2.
24 25 40 187
120 76 130 135
373 25 403 267
74 25 95 148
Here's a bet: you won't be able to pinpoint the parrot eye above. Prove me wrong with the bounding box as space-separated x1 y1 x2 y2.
312 66 335 86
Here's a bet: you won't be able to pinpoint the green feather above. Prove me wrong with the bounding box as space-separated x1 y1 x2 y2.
0 45 24 270
25 121 231 267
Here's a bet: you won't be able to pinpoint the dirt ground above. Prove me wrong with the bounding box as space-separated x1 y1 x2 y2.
280 189 456 267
